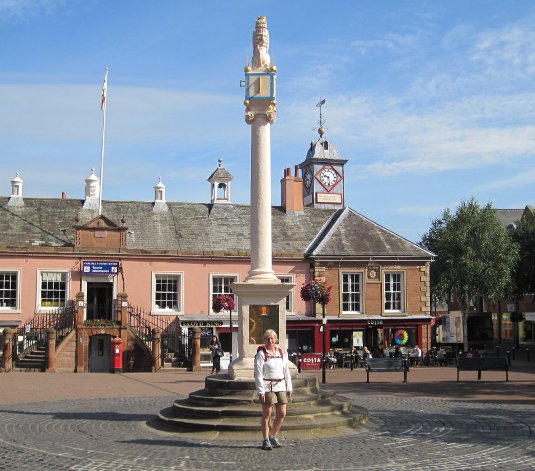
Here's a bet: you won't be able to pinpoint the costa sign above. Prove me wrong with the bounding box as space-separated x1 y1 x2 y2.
300 353 322 370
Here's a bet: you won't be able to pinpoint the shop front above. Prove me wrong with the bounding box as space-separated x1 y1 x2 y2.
287 316 431 358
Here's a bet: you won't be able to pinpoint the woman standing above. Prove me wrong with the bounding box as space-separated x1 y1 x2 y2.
254 329 293 450
209 335 222 374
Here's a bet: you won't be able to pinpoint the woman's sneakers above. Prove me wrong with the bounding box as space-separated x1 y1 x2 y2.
261 436 281 450
269 436 282 448
261 439 272 450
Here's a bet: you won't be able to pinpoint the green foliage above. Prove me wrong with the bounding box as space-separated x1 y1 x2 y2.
511 216 535 298
420 198 519 310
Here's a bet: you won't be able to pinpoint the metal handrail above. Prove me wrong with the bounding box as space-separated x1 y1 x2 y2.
127 305 182 353
15 304 75 358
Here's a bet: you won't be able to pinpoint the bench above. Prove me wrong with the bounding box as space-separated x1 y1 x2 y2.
456 356 509 382
365 357 408 383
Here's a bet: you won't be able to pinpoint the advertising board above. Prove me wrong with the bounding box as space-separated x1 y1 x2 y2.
300 353 322 370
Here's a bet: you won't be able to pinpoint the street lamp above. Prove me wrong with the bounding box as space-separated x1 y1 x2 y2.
321 302 327 384
229 307 233 363
300 280 332 384
211 294 236 364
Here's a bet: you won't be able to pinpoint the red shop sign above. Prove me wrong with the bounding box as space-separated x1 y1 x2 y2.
300 353 322 370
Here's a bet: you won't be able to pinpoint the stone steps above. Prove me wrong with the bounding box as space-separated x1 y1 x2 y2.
14 346 46 372
157 373 368 435
158 405 364 432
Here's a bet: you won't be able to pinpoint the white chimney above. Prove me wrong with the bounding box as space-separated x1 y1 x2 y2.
83 168 100 210
153 177 168 212
7 173 24 207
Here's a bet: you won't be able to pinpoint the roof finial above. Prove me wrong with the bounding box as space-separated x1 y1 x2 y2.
316 98 327 137
218 158 223 167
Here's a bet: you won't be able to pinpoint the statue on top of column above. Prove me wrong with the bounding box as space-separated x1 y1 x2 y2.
252 16 270 69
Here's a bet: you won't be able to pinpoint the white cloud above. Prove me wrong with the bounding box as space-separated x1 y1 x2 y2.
350 32 422 56
0 83 241 145
476 168 535 192
0 0 66 20
396 204 448 217
471 24 535 76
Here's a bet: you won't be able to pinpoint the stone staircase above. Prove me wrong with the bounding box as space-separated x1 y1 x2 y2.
14 345 46 372
157 374 368 438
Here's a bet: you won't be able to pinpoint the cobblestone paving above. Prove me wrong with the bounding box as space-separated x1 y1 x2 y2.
0 394 534 471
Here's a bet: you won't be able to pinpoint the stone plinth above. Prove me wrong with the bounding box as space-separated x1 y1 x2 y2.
229 281 294 380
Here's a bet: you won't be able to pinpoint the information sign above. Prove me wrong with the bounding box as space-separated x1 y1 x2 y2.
82 261 119 275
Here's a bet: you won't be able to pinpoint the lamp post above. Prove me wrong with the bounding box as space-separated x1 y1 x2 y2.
321 301 326 384
300 280 332 385
229 307 233 363
212 294 236 365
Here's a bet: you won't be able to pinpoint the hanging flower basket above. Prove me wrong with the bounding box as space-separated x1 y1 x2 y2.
212 294 235 313
300 281 332 305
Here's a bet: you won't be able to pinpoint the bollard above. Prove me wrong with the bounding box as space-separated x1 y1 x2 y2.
527 348 531 363
297 353 302 374
350 354 354 371
495 345 500 357
512 347 516 360
506 350 511 367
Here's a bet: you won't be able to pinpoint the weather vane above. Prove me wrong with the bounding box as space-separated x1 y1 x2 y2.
315 98 327 137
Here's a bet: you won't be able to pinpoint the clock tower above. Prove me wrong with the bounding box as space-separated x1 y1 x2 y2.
298 102 348 209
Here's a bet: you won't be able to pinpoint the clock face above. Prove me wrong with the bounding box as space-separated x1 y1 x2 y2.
318 166 340 190
303 169 313 191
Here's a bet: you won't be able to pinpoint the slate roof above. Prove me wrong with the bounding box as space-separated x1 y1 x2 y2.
494 209 525 229
304 138 347 163
307 207 433 259
0 197 433 260
207 166 233 182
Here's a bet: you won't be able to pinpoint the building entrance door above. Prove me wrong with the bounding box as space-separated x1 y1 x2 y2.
87 282 113 320
89 335 111 372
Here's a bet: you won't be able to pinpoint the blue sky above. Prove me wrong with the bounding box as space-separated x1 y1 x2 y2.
1 0 534 243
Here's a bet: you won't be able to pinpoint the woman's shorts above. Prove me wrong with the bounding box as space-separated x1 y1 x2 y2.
265 391 288 405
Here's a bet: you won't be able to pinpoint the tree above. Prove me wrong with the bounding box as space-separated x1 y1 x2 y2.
511 217 535 300
420 198 519 350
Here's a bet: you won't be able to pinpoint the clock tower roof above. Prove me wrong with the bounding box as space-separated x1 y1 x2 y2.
304 137 348 164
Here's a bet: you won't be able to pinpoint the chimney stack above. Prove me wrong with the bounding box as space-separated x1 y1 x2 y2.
280 167 304 214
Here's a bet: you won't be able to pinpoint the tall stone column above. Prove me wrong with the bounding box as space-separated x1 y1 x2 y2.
248 112 276 282
230 16 294 380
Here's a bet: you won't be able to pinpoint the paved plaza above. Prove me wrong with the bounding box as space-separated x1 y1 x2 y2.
1 363 535 470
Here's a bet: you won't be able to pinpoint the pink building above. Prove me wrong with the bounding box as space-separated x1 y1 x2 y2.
1 136 434 372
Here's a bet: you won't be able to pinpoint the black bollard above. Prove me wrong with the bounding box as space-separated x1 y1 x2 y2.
512 347 516 360
527 348 531 363
350 354 354 371
507 350 511 367
496 345 500 357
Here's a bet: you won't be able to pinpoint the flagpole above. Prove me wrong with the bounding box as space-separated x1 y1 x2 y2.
99 67 108 216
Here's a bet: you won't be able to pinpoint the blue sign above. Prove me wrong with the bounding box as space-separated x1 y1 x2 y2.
82 261 119 275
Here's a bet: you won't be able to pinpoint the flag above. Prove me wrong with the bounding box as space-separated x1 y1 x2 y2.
101 68 108 111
